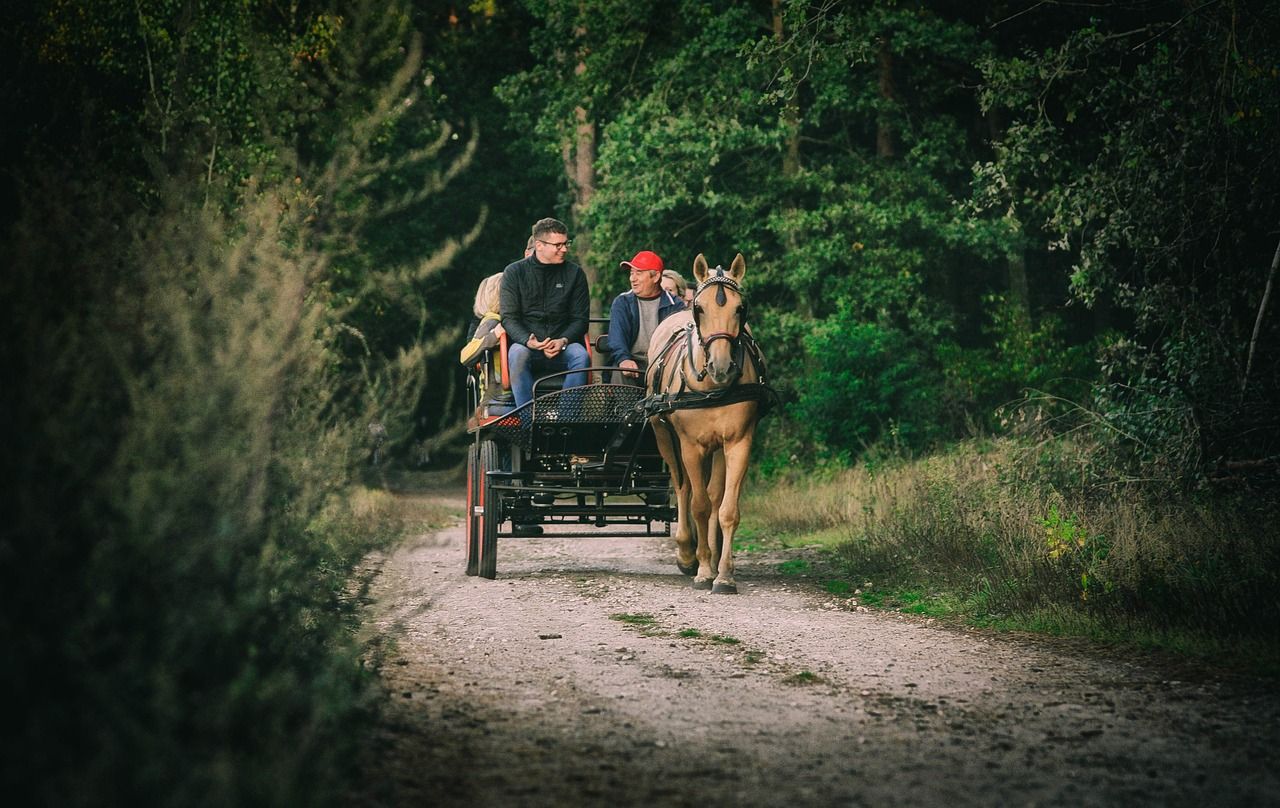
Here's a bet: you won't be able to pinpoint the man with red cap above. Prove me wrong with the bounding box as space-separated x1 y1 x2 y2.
607 250 686 383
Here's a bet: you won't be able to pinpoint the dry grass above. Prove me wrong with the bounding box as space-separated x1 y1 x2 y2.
743 439 1280 657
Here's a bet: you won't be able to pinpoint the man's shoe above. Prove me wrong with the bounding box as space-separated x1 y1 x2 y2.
511 524 543 537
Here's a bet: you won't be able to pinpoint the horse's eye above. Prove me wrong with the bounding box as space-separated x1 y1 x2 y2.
737 306 744 317
693 305 703 316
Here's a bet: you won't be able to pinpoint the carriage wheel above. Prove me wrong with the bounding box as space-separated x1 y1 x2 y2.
478 439 501 580
464 442 480 576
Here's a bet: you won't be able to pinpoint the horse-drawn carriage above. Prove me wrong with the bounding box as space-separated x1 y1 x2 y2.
463 317 676 579
463 254 773 592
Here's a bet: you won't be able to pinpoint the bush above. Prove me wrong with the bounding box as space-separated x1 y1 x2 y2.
0 167 419 804
937 295 1096 431
791 314 946 456
1 6 471 799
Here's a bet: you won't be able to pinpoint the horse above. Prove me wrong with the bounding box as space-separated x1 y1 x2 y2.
644 253 769 594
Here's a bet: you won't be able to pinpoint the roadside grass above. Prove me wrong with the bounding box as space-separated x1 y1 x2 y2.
673 626 752 665
610 612 671 639
611 612 658 626
743 438 1280 675
733 524 848 554
674 627 742 646
352 488 459 540
823 580 854 597
777 558 810 575
784 670 824 685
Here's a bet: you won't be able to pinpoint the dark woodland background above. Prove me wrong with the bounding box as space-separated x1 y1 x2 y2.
2 1 1276 803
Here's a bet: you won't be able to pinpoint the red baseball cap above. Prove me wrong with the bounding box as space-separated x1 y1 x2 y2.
620 250 664 272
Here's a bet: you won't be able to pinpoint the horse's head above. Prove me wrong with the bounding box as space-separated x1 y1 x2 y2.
691 253 747 386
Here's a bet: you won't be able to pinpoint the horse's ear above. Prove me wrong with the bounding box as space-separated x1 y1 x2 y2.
729 253 746 283
693 254 709 285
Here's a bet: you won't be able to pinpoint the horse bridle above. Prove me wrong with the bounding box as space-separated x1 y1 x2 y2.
689 266 748 382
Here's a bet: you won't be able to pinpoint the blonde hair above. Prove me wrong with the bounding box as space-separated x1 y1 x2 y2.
473 272 504 318
661 269 688 297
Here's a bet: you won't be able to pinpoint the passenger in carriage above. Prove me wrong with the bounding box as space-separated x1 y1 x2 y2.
500 217 591 407
607 251 686 385
661 269 694 307
459 272 512 427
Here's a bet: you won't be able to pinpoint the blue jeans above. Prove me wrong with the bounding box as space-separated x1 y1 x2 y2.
508 342 590 406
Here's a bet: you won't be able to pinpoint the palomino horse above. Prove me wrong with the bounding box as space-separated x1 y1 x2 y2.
644 254 769 594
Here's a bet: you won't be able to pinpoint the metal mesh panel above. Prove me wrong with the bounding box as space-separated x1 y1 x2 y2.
478 384 645 448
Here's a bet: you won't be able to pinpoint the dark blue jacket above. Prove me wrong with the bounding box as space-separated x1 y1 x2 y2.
607 289 686 365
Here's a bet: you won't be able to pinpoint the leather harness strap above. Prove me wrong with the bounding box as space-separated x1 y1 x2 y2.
620 270 779 489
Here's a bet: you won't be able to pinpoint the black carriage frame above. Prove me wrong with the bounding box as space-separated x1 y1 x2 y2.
464 317 676 579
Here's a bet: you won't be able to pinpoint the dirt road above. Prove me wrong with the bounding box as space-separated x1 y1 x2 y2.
359 490 1280 807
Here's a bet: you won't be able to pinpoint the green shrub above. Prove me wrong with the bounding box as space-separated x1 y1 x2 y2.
0 169 402 805
937 295 1096 430
1 5 472 800
792 314 946 456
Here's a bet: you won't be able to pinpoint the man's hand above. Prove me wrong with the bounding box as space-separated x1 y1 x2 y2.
527 335 549 350
543 337 569 358
619 358 640 378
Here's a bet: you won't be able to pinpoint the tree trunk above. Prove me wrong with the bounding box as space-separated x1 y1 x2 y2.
1006 243 1031 324
773 0 809 316
1240 232 1280 400
774 0 801 179
565 18 601 326
570 106 599 323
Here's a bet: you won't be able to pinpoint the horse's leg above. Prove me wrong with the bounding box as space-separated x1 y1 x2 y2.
652 417 696 575
712 431 755 595
705 448 727 569
680 442 716 590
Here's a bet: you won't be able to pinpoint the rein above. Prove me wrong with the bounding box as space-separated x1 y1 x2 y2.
635 382 778 420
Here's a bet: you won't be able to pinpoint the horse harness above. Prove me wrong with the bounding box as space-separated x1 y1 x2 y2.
636 267 776 420
620 267 778 489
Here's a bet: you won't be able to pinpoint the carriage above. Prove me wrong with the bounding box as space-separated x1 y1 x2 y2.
463 317 676 579
465 254 771 593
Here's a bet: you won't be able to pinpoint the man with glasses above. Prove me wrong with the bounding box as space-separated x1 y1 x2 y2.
499 217 591 407
607 250 686 385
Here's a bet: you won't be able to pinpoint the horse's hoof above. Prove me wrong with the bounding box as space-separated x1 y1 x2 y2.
711 582 738 595
677 561 698 576
692 579 713 591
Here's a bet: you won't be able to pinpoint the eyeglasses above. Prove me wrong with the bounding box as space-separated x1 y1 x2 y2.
537 238 572 251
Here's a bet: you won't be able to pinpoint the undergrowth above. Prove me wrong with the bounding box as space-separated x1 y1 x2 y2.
743 439 1280 673
1 23 459 801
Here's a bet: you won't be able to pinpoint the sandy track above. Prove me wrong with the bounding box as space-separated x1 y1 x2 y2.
358 492 1280 807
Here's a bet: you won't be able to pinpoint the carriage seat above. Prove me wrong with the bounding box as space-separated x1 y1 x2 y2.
594 333 620 383
593 332 647 385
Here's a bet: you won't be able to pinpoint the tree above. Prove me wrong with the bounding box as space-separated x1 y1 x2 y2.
974 0 1280 481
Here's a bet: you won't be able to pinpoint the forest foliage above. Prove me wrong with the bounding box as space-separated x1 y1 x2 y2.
2 0 1278 802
